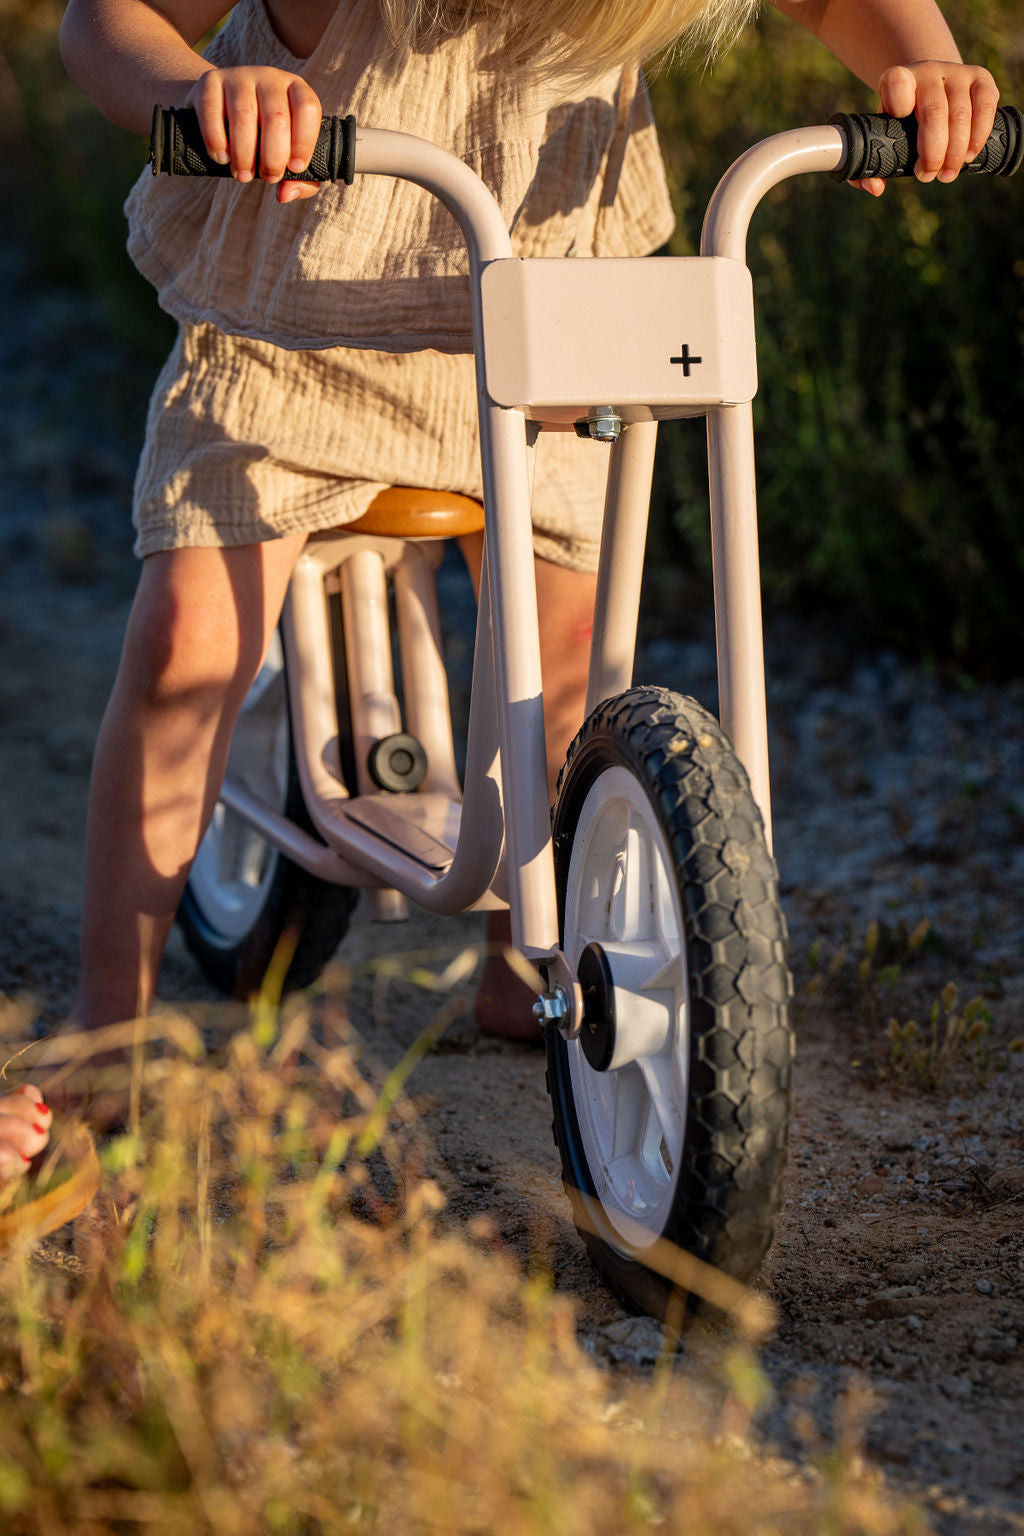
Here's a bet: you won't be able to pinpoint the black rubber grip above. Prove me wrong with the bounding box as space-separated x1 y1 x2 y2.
830 105 1023 181
149 104 357 183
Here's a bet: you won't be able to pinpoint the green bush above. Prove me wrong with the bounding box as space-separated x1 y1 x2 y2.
649 1 1024 671
0 0 174 362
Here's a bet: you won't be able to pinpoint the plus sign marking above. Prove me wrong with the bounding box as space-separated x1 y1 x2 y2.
670 343 702 376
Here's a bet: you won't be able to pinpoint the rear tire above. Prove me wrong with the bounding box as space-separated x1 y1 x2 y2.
177 632 358 999
547 687 792 1320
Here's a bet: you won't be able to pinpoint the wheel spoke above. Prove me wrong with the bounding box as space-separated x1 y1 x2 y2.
609 812 662 943
637 1056 685 1175
562 762 693 1244
607 1066 649 1165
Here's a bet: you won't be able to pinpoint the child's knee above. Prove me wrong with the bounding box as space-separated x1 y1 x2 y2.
126 577 263 709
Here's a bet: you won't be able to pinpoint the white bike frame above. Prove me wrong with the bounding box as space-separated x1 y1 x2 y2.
216 122 853 1030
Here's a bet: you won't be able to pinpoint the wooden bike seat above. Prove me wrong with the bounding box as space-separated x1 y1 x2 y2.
316 486 486 541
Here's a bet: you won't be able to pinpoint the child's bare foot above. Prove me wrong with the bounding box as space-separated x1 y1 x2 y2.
474 911 544 1043
35 1024 136 1135
0 1086 52 1183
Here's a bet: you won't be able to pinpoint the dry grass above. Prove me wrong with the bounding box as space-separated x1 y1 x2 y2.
0 991 931 1535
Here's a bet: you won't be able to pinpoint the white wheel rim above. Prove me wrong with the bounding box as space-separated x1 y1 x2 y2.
188 633 289 944
563 764 689 1253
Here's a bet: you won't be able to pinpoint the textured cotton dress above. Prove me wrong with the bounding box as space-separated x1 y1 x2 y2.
125 0 676 568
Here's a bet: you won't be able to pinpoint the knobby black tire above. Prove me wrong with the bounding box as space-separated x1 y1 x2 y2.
546 686 793 1322
176 675 358 1001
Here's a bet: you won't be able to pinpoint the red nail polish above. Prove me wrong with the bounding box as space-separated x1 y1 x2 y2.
20 1153 31 1163
38 1102 50 1114
33 1123 46 1135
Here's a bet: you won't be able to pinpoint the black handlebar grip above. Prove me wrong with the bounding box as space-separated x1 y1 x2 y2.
149 105 357 183
829 105 1023 182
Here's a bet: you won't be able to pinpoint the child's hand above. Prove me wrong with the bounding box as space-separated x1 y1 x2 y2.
854 60 999 196
0 1086 52 1182
185 65 324 205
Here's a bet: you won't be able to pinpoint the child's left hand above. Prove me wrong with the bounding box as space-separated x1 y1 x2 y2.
854 59 1000 195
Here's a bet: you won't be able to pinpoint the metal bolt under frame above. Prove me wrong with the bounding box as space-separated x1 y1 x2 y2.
586 406 623 443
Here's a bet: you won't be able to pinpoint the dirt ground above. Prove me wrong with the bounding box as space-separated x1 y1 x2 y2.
2 245 1023 1532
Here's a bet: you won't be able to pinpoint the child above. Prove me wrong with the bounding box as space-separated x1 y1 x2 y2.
57 0 998 1056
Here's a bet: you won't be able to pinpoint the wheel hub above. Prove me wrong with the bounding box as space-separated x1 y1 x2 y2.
577 939 675 1073
578 942 616 1071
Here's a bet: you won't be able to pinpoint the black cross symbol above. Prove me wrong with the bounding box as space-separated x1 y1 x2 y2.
670 343 702 376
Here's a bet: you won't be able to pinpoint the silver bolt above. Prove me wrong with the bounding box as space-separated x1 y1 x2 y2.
532 986 570 1027
587 406 622 443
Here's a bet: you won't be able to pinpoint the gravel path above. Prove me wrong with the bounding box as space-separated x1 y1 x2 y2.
2 243 1023 1532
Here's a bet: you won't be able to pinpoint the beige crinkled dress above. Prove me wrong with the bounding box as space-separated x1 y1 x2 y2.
127 0 676 568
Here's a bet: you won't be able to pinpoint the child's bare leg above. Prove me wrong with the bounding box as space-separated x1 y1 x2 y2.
74 535 306 1031
458 535 597 1039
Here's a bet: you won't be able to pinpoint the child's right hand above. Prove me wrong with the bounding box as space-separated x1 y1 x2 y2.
185 65 324 204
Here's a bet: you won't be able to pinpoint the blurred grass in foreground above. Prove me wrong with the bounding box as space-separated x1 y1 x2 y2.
0 981 929 1536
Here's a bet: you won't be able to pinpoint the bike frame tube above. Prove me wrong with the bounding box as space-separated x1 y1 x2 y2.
293 128 559 954
701 126 845 848
586 420 659 715
242 123 853 942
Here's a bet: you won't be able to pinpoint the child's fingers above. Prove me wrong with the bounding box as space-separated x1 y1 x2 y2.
938 81 975 181
277 181 321 205
184 68 324 187
878 61 1000 186
255 77 321 183
287 82 324 175
189 69 231 168
966 75 1001 162
254 82 293 182
877 64 918 122
903 69 952 182
221 75 261 183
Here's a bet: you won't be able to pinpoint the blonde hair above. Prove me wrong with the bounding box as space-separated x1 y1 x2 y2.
379 0 759 82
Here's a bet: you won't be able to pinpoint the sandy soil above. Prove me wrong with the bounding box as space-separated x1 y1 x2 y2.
2 246 1023 1532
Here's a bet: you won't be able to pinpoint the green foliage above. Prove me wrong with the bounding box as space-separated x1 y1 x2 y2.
0 0 174 362
887 982 995 1092
649 0 1024 672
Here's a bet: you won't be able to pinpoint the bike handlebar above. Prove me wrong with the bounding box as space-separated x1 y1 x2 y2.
149 104 358 182
829 106 1022 180
149 102 1022 187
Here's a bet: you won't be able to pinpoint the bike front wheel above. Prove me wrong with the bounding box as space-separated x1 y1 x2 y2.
546 687 792 1320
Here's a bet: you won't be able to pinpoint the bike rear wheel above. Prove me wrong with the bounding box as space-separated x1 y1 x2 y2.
547 687 792 1320
177 632 358 999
